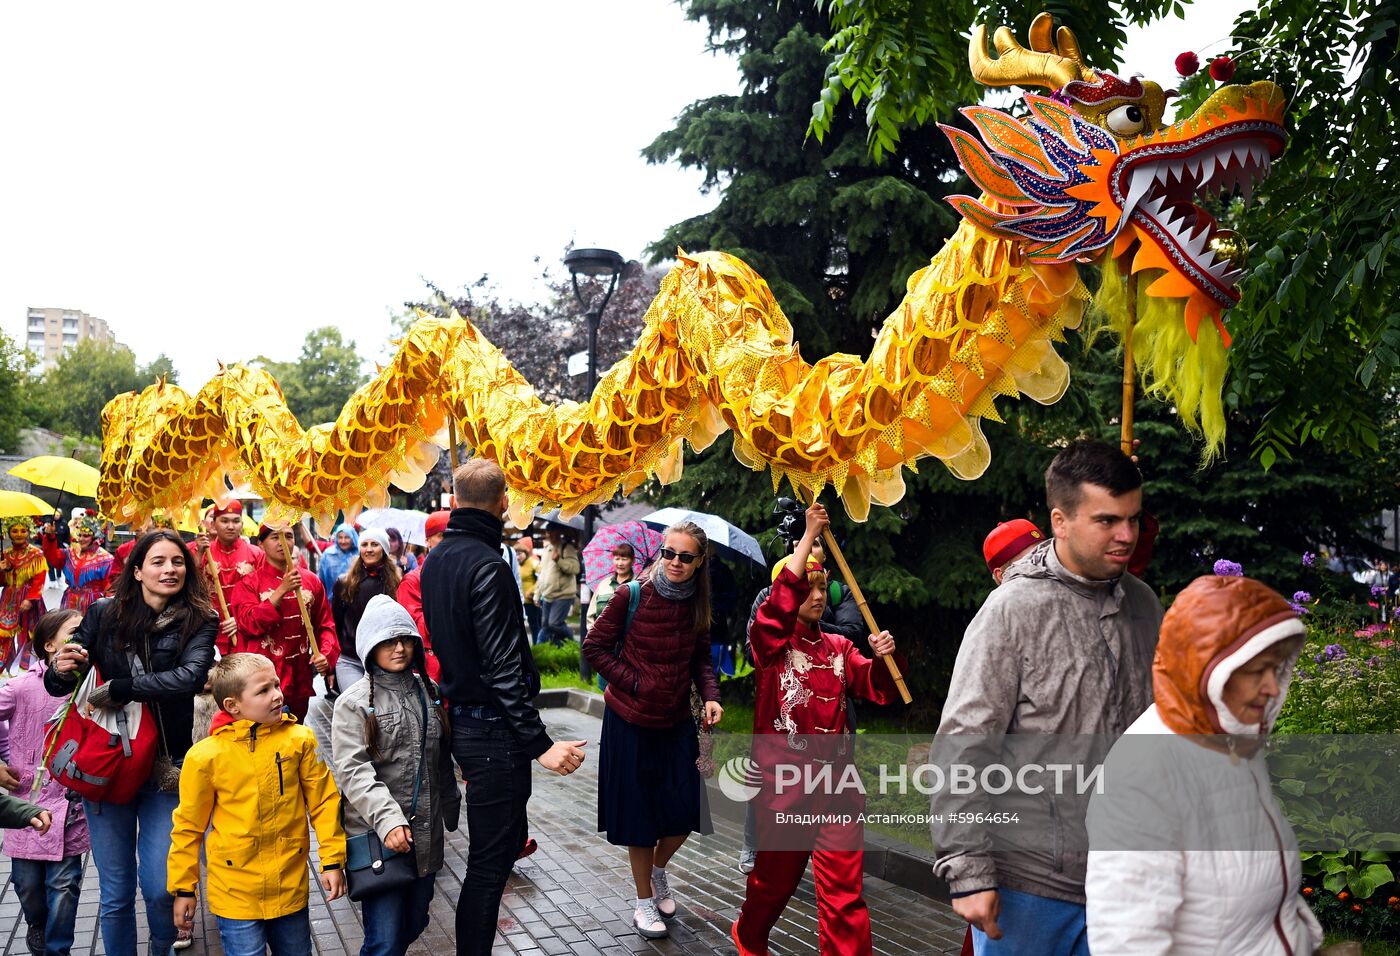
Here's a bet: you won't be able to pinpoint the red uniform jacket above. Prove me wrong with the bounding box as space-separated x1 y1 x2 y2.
229 560 337 704
396 561 442 684
751 563 903 739
749 564 906 816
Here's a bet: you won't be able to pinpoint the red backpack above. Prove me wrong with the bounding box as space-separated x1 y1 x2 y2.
43 666 157 805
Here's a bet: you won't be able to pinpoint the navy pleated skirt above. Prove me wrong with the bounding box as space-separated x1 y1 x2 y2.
597 706 713 847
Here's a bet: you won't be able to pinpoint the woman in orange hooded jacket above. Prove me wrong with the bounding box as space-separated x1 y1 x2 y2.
1085 574 1324 954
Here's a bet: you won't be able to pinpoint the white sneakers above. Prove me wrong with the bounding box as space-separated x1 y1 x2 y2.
633 897 668 939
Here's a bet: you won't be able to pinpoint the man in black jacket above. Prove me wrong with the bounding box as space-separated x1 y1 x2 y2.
421 459 585 956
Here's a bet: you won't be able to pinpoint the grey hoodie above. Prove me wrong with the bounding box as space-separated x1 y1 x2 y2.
331 595 460 877
931 539 1162 904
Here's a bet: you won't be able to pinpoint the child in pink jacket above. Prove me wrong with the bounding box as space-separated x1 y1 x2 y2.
0 609 90 956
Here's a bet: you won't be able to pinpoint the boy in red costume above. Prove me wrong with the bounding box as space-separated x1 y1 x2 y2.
732 501 905 956
229 523 337 721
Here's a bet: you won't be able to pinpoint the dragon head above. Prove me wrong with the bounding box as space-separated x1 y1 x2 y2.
942 13 1286 345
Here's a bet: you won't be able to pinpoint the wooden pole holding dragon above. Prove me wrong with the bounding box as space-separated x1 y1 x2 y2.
1121 275 1138 457
280 527 330 688
203 547 232 623
801 489 913 705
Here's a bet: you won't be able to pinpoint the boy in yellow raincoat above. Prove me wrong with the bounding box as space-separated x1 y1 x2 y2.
167 653 345 955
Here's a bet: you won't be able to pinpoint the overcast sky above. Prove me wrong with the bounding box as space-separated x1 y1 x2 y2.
2 1 1250 393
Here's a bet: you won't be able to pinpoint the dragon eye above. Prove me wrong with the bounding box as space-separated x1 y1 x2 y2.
1105 104 1147 136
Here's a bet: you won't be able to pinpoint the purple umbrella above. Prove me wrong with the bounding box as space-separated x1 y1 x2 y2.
582 521 665 589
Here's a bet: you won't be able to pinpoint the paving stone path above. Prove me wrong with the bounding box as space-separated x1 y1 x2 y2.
0 705 968 955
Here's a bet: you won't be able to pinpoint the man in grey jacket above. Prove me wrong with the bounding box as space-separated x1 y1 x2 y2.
933 440 1163 955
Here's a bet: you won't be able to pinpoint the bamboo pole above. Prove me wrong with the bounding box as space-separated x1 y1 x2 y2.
801 489 913 705
1120 274 1138 458
281 528 331 689
448 419 460 471
203 547 231 622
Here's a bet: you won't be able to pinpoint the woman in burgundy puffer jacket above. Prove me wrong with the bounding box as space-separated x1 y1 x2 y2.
584 520 723 941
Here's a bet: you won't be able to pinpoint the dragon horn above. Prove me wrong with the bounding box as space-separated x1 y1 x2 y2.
969 12 1096 91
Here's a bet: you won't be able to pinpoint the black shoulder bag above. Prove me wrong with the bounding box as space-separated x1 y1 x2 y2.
344 685 429 901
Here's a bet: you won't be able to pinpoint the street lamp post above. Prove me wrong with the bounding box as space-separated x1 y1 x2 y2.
564 247 626 550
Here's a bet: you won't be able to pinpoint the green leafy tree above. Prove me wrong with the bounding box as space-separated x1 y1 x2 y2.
249 327 368 427
810 0 1184 159
0 330 36 452
1208 0 1400 466
140 353 179 385
29 339 145 440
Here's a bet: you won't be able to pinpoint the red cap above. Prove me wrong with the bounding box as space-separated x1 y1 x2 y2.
425 511 450 538
983 519 1045 573
256 522 291 542
211 500 243 517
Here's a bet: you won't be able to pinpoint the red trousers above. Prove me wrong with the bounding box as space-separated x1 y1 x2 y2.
736 848 871 956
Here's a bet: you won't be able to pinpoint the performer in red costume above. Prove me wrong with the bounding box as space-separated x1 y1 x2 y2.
732 501 905 956
229 523 337 721
0 517 47 671
41 514 114 613
195 501 262 655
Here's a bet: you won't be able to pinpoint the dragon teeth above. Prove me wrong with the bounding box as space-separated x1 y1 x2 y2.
1123 173 1155 217
1182 227 1212 259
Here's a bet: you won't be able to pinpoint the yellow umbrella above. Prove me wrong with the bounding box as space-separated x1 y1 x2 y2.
0 490 56 518
7 456 100 498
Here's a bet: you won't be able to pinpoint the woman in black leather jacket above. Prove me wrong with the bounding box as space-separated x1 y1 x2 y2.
46 529 217 956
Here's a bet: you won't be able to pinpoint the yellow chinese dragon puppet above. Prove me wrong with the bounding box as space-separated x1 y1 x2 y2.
99 13 1286 528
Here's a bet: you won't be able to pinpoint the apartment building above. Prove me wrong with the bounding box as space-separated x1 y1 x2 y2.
25 307 118 369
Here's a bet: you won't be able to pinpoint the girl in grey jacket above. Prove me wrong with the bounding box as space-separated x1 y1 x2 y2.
332 595 461 956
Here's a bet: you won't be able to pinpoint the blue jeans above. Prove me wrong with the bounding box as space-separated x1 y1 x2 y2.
84 785 181 956
533 597 572 645
215 908 311 956
9 855 84 956
359 872 435 956
451 715 532 956
971 887 1088 956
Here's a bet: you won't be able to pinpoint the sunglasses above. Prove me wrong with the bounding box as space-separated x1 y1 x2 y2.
659 547 701 565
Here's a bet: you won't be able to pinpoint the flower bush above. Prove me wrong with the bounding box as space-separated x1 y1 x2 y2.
1302 879 1400 942
1277 622 1400 735
1263 554 1400 942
